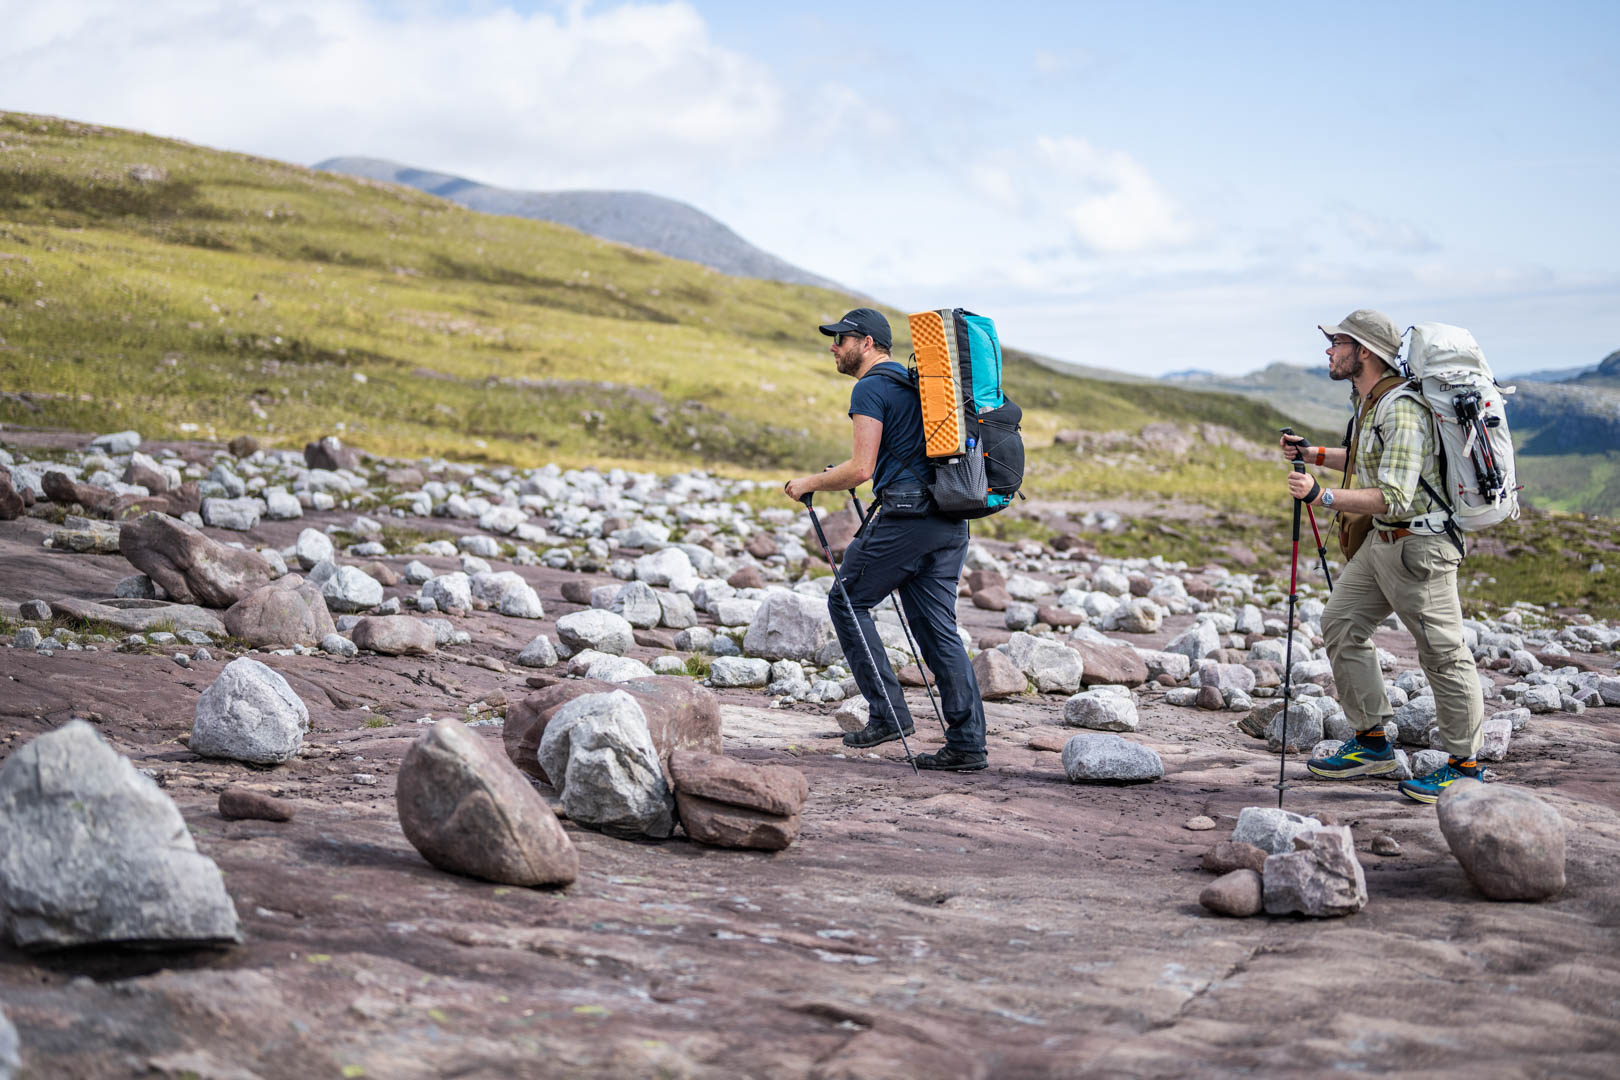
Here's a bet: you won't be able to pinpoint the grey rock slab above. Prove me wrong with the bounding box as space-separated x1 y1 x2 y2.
422 571 473 615
609 580 663 629
200 497 262 531
49 596 226 637
319 565 384 614
586 655 657 683
0 720 241 949
1061 733 1163 782
555 609 635 655
536 690 674 839
1062 690 1139 731
1232 806 1324 855
190 658 309 765
516 634 560 668
1437 779 1566 901
1262 825 1368 917
0 1003 16 1079
709 656 771 688
397 720 577 887
741 589 834 662
1165 620 1221 662
635 547 695 587
657 589 697 630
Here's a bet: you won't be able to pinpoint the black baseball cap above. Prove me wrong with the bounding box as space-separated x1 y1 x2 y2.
818 307 891 350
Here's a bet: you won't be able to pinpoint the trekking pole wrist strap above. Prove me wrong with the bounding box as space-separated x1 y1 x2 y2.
1303 479 1321 504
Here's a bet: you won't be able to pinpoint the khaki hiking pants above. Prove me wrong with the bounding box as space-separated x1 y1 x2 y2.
1321 532 1483 759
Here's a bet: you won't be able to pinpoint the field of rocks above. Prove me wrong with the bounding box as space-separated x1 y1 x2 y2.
2 427 1618 1079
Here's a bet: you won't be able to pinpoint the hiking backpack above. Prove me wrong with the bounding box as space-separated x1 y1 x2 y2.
1374 322 1520 535
872 308 1024 519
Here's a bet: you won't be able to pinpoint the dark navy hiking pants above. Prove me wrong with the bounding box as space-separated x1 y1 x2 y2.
827 509 986 754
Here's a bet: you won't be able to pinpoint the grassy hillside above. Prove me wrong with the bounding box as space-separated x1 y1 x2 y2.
1 111 1320 492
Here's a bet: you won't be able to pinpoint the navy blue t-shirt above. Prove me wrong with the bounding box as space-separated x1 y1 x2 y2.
849 361 927 496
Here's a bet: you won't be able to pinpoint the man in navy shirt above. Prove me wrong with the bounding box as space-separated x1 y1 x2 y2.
784 308 988 771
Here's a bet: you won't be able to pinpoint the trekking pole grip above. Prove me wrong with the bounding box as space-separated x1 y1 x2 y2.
799 493 814 508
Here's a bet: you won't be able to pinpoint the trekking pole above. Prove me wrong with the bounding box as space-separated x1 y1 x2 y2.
1276 461 1306 808
846 486 950 739
1282 429 1334 592
800 492 919 774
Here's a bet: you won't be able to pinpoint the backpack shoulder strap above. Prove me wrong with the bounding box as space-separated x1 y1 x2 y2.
858 362 930 489
1342 373 1410 485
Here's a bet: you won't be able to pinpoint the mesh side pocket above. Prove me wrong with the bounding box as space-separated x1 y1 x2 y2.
929 441 988 514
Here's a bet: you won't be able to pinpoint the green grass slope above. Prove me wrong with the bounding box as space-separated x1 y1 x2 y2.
0 110 1316 487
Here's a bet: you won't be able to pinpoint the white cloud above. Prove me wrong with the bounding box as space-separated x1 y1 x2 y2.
1035 135 1189 254
0 0 784 188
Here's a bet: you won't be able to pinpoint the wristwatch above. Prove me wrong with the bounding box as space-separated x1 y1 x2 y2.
1321 489 1335 508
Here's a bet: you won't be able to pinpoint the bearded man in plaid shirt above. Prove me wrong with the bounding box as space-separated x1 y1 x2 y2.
1278 309 1485 805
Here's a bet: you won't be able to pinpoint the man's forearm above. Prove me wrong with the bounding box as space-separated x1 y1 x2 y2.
804 460 869 494
1321 485 1387 516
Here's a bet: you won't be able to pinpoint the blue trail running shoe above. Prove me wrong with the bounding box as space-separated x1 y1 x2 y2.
1306 732 1398 779
1398 759 1485 805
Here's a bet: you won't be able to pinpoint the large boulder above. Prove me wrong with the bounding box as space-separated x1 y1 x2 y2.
1005 633 1085 694
397 720 577 886
634 547 695 587
471 571 544 619
537 691 675 839
1062 689 1139 732
1070 638 1149 688
422 571 473 616
555 609 635 656
609 581 662 629
1437 779 1565 901
1262 826 1368 917
118 512 273 608
505 676 723 783
201 496 262 532
1165 620 1221 662
351 615 437 656
0 721 241 949
1232 806 1323 855
1061 733 1163 782
223 580 335 648
741 589 834 662
294 527 335 570
190 658 309 765
667 750 809 850
318 564 384 614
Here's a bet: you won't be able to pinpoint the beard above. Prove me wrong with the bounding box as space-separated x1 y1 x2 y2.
834 346 863 376
1330 352 1365 382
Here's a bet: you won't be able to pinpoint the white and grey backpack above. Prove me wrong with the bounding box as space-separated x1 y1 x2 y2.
1373 323 1521 538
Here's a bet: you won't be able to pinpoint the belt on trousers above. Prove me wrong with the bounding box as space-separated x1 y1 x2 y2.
1374 528 1412 543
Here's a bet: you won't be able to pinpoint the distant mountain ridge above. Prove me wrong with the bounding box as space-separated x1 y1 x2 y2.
315 156 844 292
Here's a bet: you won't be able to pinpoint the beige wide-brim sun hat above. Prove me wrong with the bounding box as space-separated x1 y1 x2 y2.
1319 309 1401 364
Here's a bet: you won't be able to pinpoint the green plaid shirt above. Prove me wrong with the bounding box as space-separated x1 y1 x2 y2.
1355 392 1444 520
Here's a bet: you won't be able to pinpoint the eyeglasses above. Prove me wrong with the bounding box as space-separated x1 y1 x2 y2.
1329 337 1357 349
834 331 865 346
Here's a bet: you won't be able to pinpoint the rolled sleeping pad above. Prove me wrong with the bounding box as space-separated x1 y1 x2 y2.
908 309 967 457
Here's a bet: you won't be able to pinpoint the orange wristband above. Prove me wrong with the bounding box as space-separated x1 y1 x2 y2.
1314 447 1326 466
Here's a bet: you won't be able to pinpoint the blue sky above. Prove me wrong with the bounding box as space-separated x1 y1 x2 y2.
3 0 1615 375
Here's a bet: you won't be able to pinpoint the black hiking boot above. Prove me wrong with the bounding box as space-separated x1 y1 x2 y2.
842 720 916 749
915 746 988 772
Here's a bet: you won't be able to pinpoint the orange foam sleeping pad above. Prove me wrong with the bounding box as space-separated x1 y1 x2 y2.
907 309 966 457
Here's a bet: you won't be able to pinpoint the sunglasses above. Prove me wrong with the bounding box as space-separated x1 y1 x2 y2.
834 331 865 346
